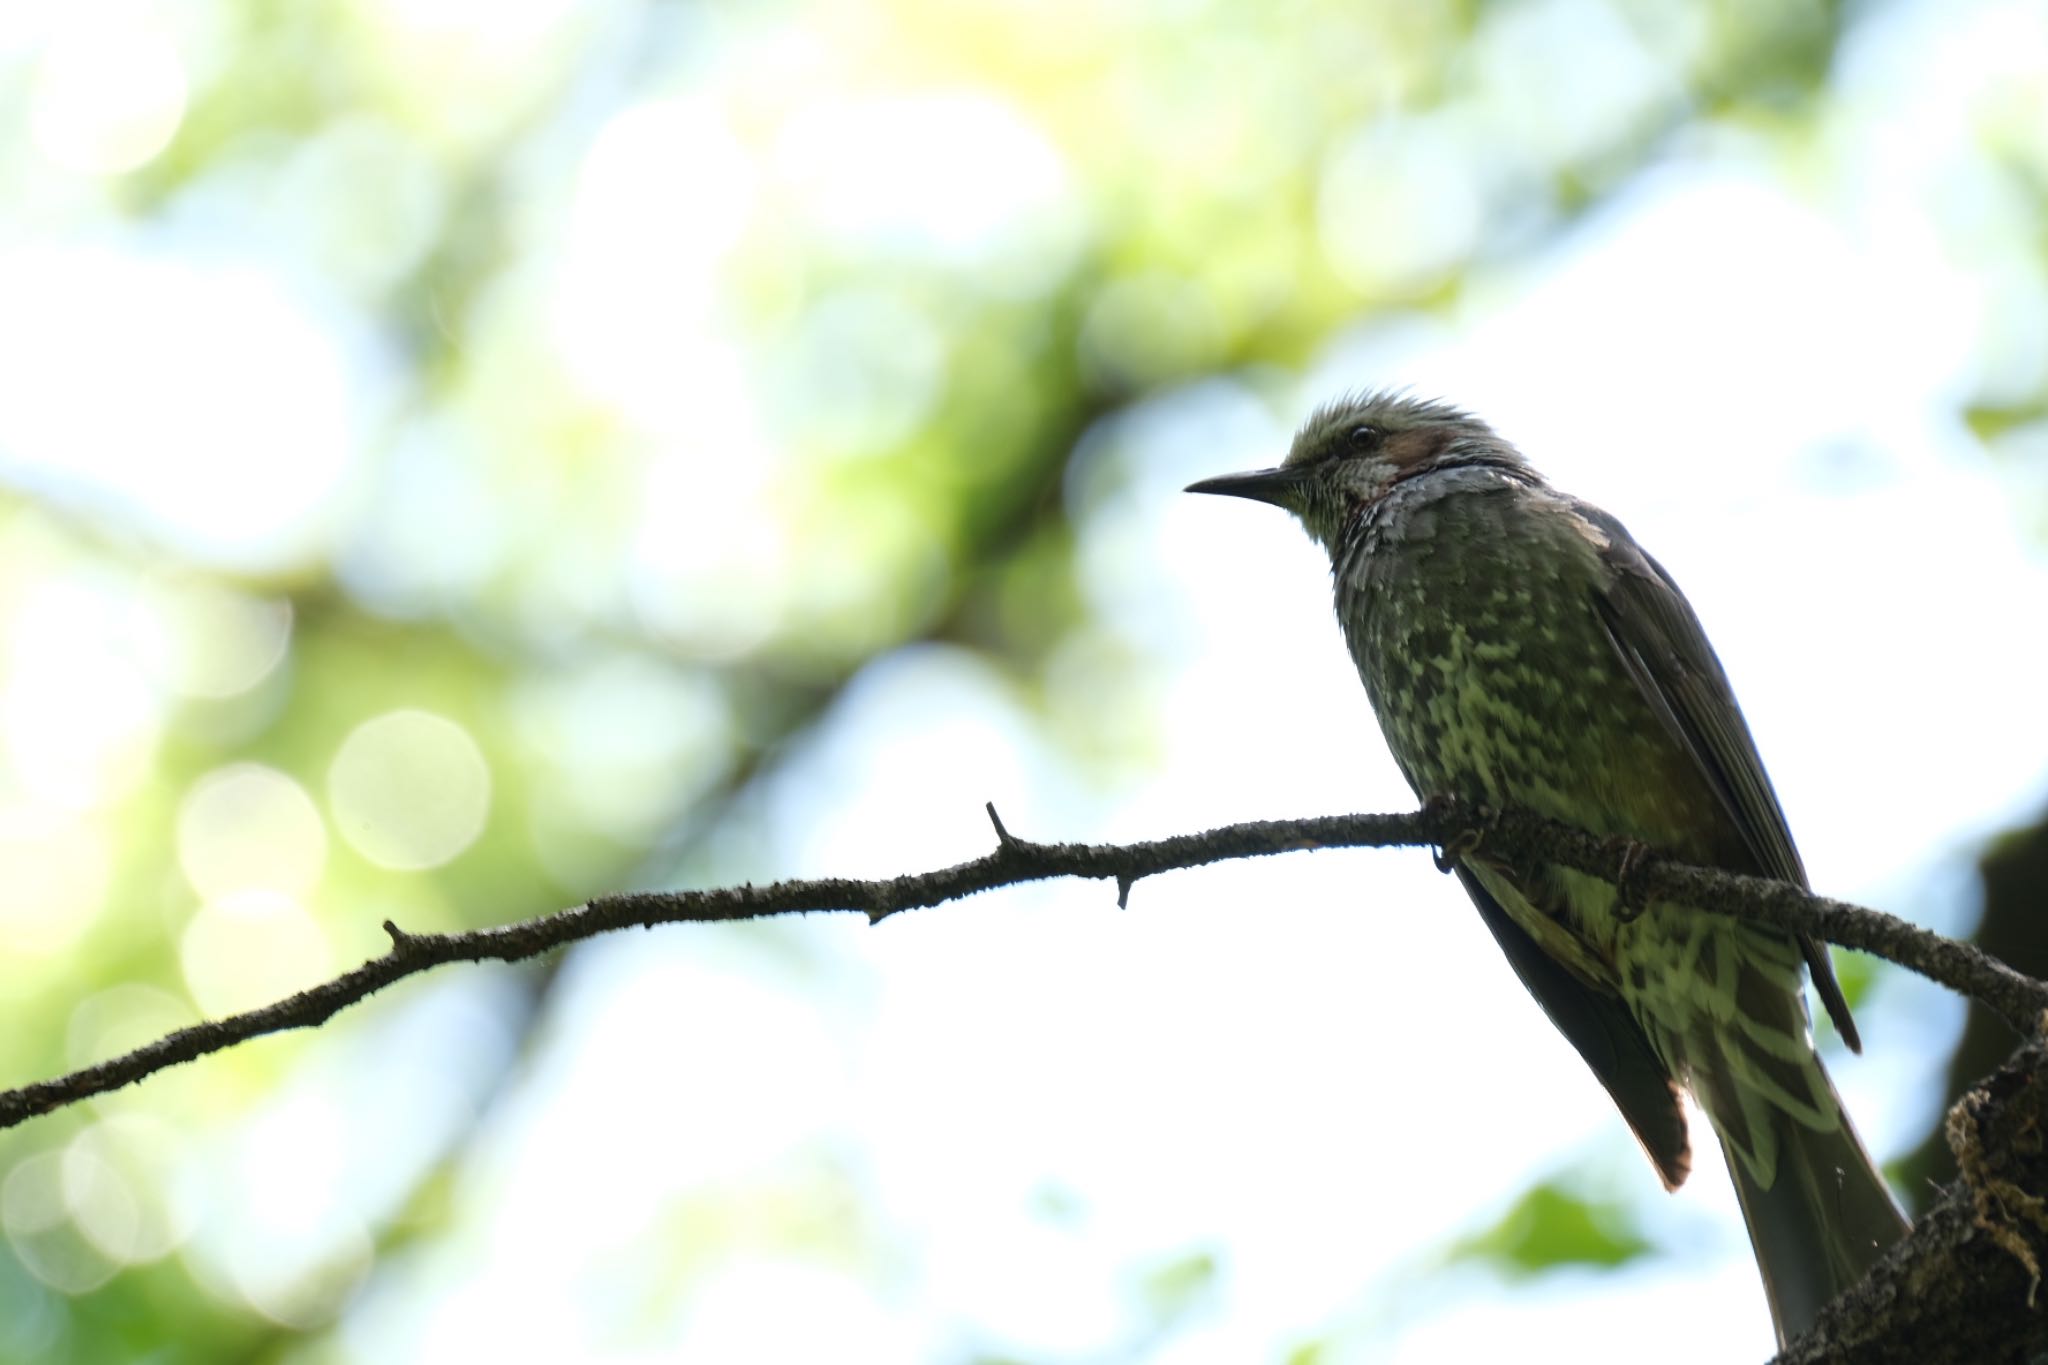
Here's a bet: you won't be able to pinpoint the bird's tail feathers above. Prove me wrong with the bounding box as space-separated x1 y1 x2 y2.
1658 924 1907 1345
1708 1051 1908 1347
1669 934 1906 1349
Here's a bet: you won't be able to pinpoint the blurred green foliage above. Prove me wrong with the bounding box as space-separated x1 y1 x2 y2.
1444 1178 1655 1279
1 0 2044 1358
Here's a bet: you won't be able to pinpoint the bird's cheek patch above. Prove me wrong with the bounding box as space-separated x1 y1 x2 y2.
1381 426 1452 471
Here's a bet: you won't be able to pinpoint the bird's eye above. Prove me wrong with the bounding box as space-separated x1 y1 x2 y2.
1349 423 1383 449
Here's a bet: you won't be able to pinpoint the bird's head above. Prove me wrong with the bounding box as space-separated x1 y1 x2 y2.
1186 391 1521 552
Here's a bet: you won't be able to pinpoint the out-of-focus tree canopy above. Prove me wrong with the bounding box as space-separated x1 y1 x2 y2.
3 0 2047 1360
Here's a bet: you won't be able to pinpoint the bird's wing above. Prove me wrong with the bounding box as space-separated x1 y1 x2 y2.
1454 863 1692 1189
1577 503 1859 1052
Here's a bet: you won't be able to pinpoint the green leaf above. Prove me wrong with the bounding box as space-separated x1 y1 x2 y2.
1964 401 2048 443
1136 1249 1220 1324
1444 1180 1654 1278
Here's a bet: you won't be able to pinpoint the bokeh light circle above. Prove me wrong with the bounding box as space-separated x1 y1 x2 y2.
29 2 189 177
176 764 327 901
327 709 491 870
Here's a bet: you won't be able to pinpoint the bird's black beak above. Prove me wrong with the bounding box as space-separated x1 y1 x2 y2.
1184 466 1301 507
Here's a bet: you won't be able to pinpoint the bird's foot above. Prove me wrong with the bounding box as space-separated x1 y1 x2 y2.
1428 798 1500 874
1603 836 1655 920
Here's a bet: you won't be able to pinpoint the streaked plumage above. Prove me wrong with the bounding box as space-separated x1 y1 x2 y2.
1188 392 1907 1345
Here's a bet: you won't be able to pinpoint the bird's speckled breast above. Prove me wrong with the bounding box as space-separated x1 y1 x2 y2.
1333 468 1734 954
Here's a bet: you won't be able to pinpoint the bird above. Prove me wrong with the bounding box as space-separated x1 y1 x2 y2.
1186 391 1908 1346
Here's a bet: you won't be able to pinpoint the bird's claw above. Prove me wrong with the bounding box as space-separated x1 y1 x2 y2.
1433 830 1477 873
1605 836 1654 921
1430 801 1500 874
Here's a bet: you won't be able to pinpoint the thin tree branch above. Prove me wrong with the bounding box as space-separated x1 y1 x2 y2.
2 799 2041 1131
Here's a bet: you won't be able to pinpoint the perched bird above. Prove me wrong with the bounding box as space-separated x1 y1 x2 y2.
1188 392 1907 1345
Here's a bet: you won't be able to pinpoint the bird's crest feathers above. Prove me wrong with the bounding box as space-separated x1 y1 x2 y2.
1284 389 1514 473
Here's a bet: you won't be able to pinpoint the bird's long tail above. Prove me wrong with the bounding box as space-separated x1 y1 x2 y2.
1720 1089 1908 1347
1679 930 1910 1347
